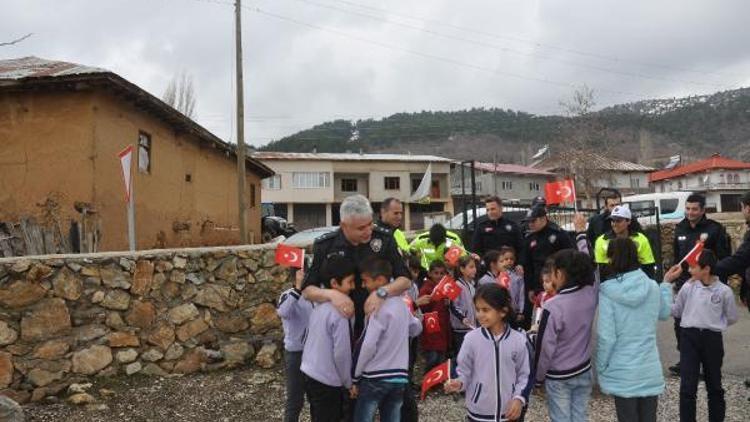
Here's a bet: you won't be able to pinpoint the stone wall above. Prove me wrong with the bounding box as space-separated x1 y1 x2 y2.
0 245 288 404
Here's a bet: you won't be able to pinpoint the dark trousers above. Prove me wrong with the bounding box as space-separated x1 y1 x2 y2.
679 328 725 422
401 338 419 422
674 317 682 352
284 350 305 422
304 374 345 422
614 396 658 422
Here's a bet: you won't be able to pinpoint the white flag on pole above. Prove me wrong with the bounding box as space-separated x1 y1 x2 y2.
409 163 432 204
118 145 134 202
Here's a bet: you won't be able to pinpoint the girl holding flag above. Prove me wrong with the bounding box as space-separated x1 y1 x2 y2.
444 283 533 421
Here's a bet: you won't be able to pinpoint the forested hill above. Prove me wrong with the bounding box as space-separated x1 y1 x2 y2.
259 87 750 165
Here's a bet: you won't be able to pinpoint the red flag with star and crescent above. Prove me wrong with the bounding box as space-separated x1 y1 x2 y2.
431 275 462 301
497 271 511 290
423 311 441 334
444 246 462 267
421 359 450 399
681 240 705 266
545 179 576 205
275 244 305 268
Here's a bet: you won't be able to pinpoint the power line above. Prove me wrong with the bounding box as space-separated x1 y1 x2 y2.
274 0 729 89
324 0 744 80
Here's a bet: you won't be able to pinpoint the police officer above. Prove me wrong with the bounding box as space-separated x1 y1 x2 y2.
715 191 750 286
471 196 524 258
594 205 658 279
301 194 412 338
669 193 731 376
409 223 464 270
521 205 575 327
587 192 621 243
377 197 410 255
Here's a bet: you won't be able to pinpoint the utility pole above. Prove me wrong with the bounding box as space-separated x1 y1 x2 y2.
235 0 248 243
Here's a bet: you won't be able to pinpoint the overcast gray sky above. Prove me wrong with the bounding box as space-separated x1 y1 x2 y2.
2 0 749 146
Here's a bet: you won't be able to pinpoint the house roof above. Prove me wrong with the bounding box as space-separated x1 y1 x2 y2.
649 154 750 182
0 56 274 178
253 151 455 163
533 150 655 173
467 162 556 176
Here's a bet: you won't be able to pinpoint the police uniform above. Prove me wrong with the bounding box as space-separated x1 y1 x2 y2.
409 230 464 270
302 225 410 337
521 215 575 327
470 215 524 258
587 210 611 244
673 216 731 287
375 219 410 255
594 231 657 279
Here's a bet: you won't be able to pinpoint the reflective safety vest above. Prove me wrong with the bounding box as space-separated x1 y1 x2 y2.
594 231 656 265
409 230 465 270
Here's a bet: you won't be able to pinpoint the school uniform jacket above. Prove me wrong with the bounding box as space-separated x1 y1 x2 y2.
353 296 422 382
456 326 533 422
450 277 477 332
477 271 525 318
277 288 313 352
300 302 353 388
534 282 598 384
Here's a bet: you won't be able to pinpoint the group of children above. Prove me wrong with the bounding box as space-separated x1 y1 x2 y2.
278 233 739 422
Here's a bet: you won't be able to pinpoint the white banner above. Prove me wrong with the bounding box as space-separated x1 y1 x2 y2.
118 145 134 202
409 163 432 204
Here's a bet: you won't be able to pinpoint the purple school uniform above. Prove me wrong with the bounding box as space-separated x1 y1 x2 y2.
533 282 598 383
277 288 313 352
455 326 533 421
477 270 525 318
353 296 422 382
300 302 353 388
450 277 477 332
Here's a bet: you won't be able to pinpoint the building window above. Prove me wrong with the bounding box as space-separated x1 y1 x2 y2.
262 175 282 190
341 178 358 192
138 132 151 174
528 182 540 191
293 172 330 188
502 181 512 190
411 178 421 193
677 181 683 189
384 177 400 190
630 176 640 188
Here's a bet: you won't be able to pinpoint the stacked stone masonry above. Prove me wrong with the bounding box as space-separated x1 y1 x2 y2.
0 245 287 404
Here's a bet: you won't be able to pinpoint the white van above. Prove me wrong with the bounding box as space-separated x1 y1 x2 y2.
622 191 693 226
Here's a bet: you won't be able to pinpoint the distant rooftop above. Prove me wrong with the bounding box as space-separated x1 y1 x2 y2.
0 56 108 79
649 154 750 182
533 151 655 172
254 151 455 163
463 161 556 176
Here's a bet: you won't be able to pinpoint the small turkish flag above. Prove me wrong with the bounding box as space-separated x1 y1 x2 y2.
545 179 576 205
444 246 462 267
681 241 705 266
431 275 462 301
403 294 416 315
275 244 305 268
421 359 450 399
423 311 441 334
497 271 511 290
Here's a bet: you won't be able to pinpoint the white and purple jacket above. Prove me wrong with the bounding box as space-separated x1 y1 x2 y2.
533 281 598 383
456 326 533 422
300 302 353 388
353 296 422 382
450 277 477 332
277 288 313 352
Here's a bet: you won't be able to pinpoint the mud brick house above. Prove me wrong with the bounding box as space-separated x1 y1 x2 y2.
0 57 273 255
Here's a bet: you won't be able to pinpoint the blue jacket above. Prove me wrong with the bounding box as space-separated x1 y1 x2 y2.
596 269 672 398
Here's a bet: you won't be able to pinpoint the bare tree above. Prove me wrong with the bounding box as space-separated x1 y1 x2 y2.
162 71 197 119
554 84 614 202
0 33 32 47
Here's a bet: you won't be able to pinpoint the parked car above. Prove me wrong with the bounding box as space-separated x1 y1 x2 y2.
282 226 337 250
623 191 693 226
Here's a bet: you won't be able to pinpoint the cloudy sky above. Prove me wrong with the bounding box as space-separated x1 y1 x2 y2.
2 0 749 146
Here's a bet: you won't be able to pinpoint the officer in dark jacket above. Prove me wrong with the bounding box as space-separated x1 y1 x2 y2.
587 193 621 243
715 191 750 311
669 193 731 376
471 196 524 258
302 195 411 338
520 206 575 327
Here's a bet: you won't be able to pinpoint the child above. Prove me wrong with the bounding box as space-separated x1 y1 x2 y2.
353 258 422 422
300 256 357 422
497 246 526 327
444 284 533 422
666 250 739 422
534 249 598 422
478 250 502 286
403 253 423 422
449 255 478 355
530 260 557 333
417 260 452 372
277 268 313 422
